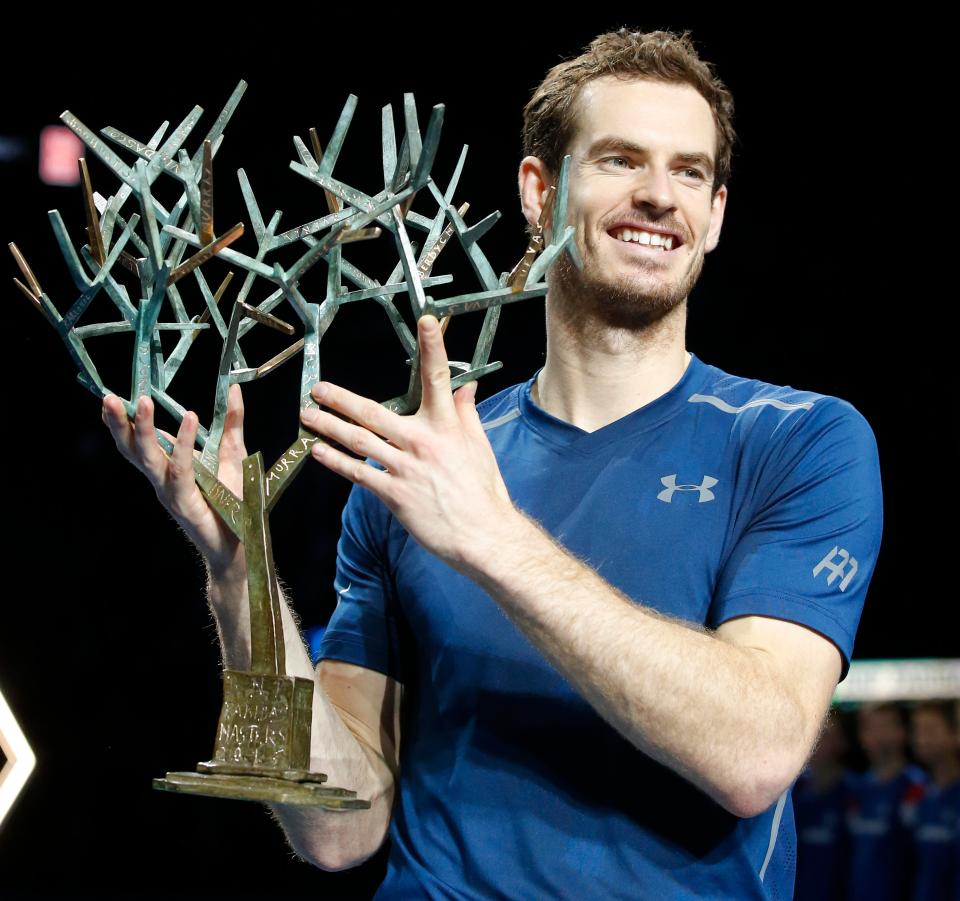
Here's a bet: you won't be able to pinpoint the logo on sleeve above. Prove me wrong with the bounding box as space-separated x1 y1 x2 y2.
657 474 718 504
812 546 858 592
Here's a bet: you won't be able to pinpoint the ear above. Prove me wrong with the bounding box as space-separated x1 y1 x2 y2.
518 155 554 234
705 183 728 254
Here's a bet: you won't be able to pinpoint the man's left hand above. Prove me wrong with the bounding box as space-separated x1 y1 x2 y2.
300 314 519 572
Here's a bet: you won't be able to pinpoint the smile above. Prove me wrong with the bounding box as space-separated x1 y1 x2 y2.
607 227 683 255
609 226 682 252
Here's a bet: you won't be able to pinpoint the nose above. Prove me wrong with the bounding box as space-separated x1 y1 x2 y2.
630 163 677 214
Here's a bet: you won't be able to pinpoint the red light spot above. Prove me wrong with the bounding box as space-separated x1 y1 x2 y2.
39 126 83 186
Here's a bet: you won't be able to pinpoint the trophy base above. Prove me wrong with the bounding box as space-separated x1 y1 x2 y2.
196 760 329 782
153 771 372 808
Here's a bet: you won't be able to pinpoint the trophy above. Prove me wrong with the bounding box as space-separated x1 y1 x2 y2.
9 81 576 807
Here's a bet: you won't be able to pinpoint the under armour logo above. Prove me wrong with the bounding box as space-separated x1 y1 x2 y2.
812 546 858 592
657 474 719 504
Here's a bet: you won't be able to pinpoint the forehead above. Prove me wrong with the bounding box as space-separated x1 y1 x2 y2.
913 710 951 730
568 76 717 159
860 707 903 726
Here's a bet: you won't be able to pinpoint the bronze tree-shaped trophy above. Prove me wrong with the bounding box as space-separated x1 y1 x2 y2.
9 81 576 807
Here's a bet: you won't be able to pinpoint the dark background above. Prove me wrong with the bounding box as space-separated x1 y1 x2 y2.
0 14 952 898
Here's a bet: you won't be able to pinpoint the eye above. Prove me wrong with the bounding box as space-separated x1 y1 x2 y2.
601 156 631 169
681 167 705 180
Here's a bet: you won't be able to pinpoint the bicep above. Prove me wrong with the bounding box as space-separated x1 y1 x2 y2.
710 400 883 681
319 659 403 782
716 614 841 756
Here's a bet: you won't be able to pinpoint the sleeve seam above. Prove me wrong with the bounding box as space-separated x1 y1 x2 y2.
316 651 404 685
713 588 855 647
317 634 405 683
318 631 391 655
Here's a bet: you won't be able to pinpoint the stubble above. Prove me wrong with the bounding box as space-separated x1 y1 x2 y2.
548 235 706 333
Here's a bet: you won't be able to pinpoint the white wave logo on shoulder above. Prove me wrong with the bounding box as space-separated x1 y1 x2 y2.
334 582 352 604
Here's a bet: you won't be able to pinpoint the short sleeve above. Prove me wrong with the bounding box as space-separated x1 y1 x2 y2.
708 398 883 681
316 478 408 684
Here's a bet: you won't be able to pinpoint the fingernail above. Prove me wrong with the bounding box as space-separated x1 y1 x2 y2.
312 383 328 401
420 315 438 334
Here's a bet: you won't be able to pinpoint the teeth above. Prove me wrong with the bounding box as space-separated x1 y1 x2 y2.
615 227 676 250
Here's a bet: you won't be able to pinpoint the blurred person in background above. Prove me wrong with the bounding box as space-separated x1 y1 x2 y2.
909 700 960 901
848 702 927 901
793 708 855 900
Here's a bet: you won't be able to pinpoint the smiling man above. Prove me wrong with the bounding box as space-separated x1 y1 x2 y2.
104 27 884 901
299 29 882 899
543 76 723 334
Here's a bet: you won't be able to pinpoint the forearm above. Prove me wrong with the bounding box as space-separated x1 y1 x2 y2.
204 549 314 676
463 511 808 818
204 558 395 870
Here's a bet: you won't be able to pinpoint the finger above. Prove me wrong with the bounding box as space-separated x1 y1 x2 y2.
308 382 406 446
131 395 170 485
453 380 488 442
300 407 404 473
221 383 248 460
102 395 137 461
417 314 455 421
167 411 200 499
310 437 394 497
157 427 176 444
103 394 169 469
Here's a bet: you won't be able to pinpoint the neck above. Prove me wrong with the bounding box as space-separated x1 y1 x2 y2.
532 291 691 432
870 754 907 783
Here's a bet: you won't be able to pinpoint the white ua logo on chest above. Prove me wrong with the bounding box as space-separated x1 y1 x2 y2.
657 474 719 504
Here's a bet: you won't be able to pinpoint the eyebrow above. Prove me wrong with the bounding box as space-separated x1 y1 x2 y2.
584 136 715 179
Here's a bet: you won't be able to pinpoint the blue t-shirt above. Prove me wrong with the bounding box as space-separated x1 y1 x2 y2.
912 778 960 901
847 765 927 901
318 352 884 900
793 768 857 901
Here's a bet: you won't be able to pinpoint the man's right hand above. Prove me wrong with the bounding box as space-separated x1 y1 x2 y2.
101 383 248 580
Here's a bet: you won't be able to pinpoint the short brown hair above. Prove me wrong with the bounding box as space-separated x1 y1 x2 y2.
521 27 737 197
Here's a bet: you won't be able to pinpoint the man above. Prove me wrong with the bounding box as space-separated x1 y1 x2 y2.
793 709 856 900
847 703 926 900
909 701 960 900
103 28 884 899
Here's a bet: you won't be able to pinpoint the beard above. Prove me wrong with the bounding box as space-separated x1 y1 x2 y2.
548 235 705 332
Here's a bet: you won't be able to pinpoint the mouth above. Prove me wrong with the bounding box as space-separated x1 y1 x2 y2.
606 225 684 254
